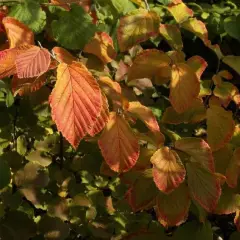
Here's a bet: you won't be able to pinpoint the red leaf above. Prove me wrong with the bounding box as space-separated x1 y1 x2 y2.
49 62 102 148
15 45 51 78
98 112 140 172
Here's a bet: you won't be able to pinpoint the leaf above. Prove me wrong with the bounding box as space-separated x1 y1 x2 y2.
52 47 77 64
15 45 51 78
167 2 193 23
222 55 240 75
16 135 27 156
2 16 34 48
126 101 160 132
9 0 46 34
125 169 158 212
117 9 160 52
127 49 171 84
0 159 11 189
213 82 238 100
182 18 208 44
0 45 31 79
12 74 46 96
161 98 206 124
186 55 208 79
51 6 97 49
175 137 215 172
186 162 221 212
224 15 240 42
207 105 235 151
115 60 129 82
26 150 52 167
156 183 190 227
98 112 140 172
170 63 200 113
159 24 183 50
88 93 109 136
226 147 240 188
84 32 116 64
150 147 186 194
49 62 102 148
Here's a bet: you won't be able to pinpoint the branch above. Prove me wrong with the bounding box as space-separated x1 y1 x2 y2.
144 0 150 11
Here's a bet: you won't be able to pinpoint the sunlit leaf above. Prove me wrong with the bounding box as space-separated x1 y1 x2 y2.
186 55 207 79
49 62 102 148
207 105 235 151
156 183 190 227
52 47 77 64
186 162 221 212
159 24 183 50
2 16 34 48
98 112 139 172
213 81 238 101
150 147 185 194
117 9 160 52
15 45 51 78
84 32 116 64
127 49 171 84
170 63 200 113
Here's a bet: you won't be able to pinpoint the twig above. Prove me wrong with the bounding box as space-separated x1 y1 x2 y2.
144 0 150 11
59 132 64 169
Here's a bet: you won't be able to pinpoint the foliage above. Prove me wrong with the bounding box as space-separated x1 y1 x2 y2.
0 0 240 239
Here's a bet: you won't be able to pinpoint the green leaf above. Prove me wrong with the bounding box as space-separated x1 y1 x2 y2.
25 150 52 167
9 0 46 34
51 5 97 50
222 55 240 75
17 135 27 156
0 159 11 189
224 15 240 42
0 80 14 107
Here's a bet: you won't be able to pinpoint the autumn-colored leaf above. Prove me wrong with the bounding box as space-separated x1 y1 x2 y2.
234 210 240 232
49 62 102 148
175 137 215 172
170 63 200 113
207 105 235 151
186 55 208 79
159 24 183 50
213 82 238 101
182 18 208 44
150 147 186 194
15 45 51 78
162 98 206 124
167 2 193 23
156 183 190 227
226 147 240 188
12 74 46 96
127 49 171 84
115 60 129 82
117 9 160 52
0 45 31 79
88 93 109 136
125 169 158 212
2 17 34 48
126 101 160 132
52 47 77 64
83 32 116 64
98 112 139 173
187 162 221 212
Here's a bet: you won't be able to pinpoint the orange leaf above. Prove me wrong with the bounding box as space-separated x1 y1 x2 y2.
150 147 186 194
162 98 206 124
2 17 34 48
117 9 160 52
127 49 171 84
88 93 109 136
170 63 200 113
226 147 240 188
52 47 77 64
234 210 240 232
0 45 31 79
167 2 193 23
12 74 46 96
126 101 160 132
15 45 51 78
83 32 116 64
186 55 208 79
159 24 183 50
175 137 215 172
207 105 235 151
98 112 140 173
49 62 102 148
156 183 190 227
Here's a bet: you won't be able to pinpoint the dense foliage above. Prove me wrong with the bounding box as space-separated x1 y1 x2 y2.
1 0 240 239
